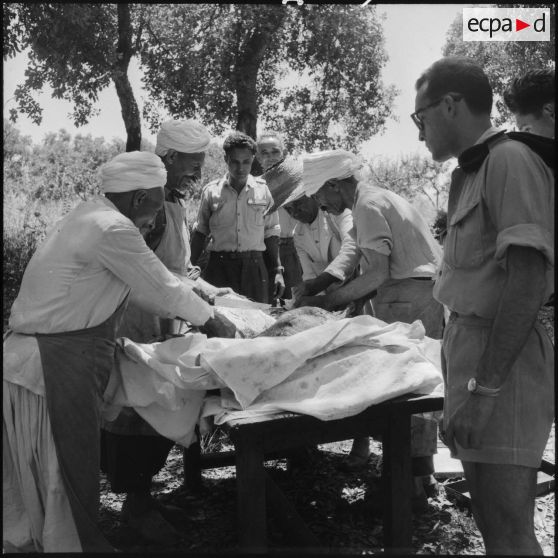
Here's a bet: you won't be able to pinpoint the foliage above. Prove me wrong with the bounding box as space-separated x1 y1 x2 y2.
3 3 147 149
442 5 555 126
365 153 452 212
140 4 396 151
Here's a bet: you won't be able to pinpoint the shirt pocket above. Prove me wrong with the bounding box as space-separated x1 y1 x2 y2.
444 197 486 269
247 203 266 226
209 197 235 230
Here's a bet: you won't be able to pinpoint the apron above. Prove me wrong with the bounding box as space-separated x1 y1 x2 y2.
36 296 128 552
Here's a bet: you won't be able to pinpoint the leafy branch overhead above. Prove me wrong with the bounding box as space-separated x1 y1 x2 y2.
140 4 397 150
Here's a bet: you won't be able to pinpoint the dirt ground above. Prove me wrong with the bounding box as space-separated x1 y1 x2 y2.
99 424 555 555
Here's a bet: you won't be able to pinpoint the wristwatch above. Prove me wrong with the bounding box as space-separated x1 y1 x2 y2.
274 266 285 273
467 377 501 397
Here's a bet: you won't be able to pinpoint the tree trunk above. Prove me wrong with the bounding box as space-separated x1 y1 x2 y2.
112 4 141 152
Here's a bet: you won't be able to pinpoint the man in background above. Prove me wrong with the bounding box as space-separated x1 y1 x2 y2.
256 131 302 302
191 131 284 303
503 68 555 137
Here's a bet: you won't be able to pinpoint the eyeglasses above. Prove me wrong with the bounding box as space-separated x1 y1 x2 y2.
411 94 463 130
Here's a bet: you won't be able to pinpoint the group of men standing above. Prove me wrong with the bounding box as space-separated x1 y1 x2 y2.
3 58 554 556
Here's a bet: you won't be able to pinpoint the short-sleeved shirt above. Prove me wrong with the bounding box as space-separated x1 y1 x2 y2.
326 181 441 279
434 129 554 319
195 174 280 252
278 207 298 239
294 209 354 281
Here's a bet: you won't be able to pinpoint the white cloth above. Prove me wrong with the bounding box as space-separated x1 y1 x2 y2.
99 151 166 194
283 149 362 205
294 209 354 281
3 382 81 553
104 316 443 444
155 119 212 157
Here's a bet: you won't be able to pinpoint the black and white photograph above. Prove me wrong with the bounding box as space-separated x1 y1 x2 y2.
3 2 555 555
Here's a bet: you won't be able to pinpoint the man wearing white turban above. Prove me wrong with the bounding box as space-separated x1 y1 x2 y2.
3 151 228 553
293 149 444 509
100 120 232 542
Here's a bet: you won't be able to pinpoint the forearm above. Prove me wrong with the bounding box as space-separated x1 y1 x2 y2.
305 272 339 296
190 230 207 266
477 246 547 389
264 236 281 269
324 267 385 310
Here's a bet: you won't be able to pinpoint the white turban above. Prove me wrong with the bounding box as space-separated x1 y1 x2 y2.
99 151 167 194
302 149 362 197
155 119 212 157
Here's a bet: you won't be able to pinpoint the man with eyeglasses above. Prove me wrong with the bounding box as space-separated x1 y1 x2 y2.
414 56 554 555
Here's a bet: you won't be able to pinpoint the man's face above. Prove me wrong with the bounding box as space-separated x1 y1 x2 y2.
130 187 165 237
514 105 555 138
284 196 319 224
414 83 454 162
225 147 255 184
256 137 286 171
165 151 206 194
313 181 344 216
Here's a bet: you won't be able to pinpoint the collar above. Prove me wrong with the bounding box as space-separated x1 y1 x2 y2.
458 128 506 174
224 173 255 191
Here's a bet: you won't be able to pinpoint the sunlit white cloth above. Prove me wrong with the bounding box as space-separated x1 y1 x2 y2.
99 151 166 193
155 119 211 157
104 315 443 445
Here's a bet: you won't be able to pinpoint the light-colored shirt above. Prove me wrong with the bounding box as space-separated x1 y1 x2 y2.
294 209 354 281
8 197 213 334
278 207 298 239
195 174 280 252
434 128 554 319
326 181 441 279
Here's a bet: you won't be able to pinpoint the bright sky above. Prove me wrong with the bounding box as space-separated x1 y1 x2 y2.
3 3 465 160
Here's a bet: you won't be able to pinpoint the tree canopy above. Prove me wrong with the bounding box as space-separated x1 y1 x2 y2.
442 5 555 125
140 4 397 151
3 3 146 150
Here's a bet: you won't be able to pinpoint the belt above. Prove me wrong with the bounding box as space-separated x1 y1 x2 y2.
210 251 264 259
448 312 493 327
410 277 433 281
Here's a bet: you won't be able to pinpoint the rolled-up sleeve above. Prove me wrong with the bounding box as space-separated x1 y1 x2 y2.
485 142 554 269
194 186 212 237
98 223 214 325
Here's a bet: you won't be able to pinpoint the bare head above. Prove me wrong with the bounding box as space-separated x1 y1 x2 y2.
256 130 288 172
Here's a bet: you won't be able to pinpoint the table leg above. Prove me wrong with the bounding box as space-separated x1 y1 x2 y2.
235 435 267 552
382 412 413 553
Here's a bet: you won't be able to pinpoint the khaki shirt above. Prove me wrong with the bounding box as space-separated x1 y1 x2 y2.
434 129 554 319
294 209 354 281
195 174 280 252
327 181 441 278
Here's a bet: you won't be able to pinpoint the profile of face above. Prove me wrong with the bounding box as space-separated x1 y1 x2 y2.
256 136 286 171
413 83 455 162
514 104 555 138
164 151 206 193
284 195 319 224
312 180 345 215
225 147 255 184
129 187 165 237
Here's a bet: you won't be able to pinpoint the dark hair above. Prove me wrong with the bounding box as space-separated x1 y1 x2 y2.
223 131 257 156
415 56 493 115
503 69 555 116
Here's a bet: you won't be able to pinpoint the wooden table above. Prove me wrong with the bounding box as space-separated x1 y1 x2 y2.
216 393 443 553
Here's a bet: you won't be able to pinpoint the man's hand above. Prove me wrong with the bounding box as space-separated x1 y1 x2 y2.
192 284 215 305
214 287 234 296
202 308 237 338
273 272 285 300
444 395 497 454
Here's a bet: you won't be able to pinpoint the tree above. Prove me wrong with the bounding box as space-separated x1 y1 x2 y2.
3 3 146 151
140 4 396 151
442 5 555 125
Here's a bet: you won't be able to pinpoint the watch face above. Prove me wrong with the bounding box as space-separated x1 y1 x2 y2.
467 378 477 392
